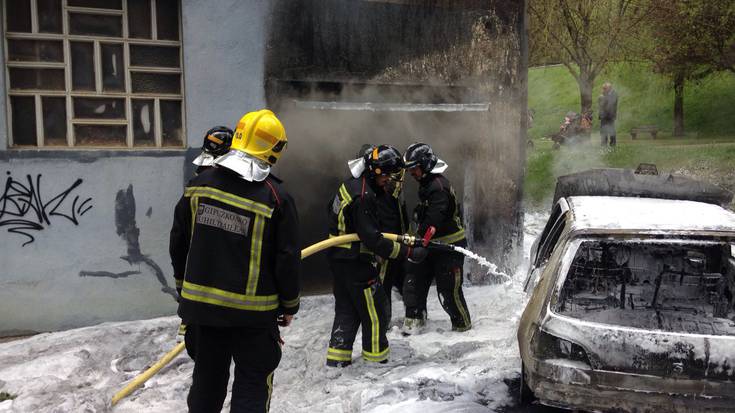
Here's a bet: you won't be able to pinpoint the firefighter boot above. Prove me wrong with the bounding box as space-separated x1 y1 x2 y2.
401 313 426 336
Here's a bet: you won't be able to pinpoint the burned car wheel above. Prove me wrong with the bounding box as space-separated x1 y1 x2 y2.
519 361 536 405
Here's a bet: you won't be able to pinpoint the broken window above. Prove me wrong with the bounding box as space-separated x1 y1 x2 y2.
555 239 735 336
4 0 184 148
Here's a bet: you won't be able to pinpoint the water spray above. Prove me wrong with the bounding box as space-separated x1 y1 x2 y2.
424 241 511 282
419 226 511 282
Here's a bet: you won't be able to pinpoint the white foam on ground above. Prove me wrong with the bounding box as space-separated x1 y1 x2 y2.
0 213 548 413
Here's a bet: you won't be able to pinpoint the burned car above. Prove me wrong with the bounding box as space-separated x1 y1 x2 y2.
518 169 735 412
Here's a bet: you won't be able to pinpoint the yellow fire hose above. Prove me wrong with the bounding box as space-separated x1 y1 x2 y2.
111 232 406 407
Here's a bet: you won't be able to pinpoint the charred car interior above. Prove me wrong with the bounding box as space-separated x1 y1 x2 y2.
556 240 735 336
518 168 735 412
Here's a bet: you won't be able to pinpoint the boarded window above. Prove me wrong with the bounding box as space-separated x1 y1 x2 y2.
42 97 68 146
4 1 184 148
7 40 63 62
71 41 95 91
160 100 183 146
101 43 125 92
69 13 123 37
132 99 155 146
10 96 37 146
37 0 63 33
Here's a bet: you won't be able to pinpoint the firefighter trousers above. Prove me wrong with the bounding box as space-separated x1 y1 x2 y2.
377 259 405 322
381 260 405 297
184 324 282 413
403 250 472 330
327 259 390 366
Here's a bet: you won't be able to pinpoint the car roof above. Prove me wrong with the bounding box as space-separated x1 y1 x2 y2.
566 196 735 233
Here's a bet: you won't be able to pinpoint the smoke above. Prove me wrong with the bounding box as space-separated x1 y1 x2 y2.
266 0 527 290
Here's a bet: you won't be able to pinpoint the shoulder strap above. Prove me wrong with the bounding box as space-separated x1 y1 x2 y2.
264 178 281 208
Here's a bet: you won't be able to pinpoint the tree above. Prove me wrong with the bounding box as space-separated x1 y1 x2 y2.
645 0 735 136
529 0 648 114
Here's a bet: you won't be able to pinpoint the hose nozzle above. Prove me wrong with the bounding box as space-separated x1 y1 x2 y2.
427 240 457 252
398 234 418 246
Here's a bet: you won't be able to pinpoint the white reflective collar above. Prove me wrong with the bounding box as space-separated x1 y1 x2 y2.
348 157 366 178
192 152 215 167
430 158 448 174
214 150 271 182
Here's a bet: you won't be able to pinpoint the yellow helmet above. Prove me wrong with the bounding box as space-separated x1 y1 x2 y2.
231 109 287 165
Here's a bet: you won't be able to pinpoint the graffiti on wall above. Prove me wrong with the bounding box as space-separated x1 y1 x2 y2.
80 184 177 300
0 172 93 246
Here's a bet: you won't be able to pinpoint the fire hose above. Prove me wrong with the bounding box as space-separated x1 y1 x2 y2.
111 230 453 407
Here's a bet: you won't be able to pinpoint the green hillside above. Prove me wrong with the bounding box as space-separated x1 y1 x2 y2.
525 63 735 209
529 63 735 140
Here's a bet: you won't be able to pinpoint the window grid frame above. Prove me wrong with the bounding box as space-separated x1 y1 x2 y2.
3 0 185 149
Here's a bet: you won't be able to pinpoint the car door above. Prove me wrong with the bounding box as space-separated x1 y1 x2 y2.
524 198 570 292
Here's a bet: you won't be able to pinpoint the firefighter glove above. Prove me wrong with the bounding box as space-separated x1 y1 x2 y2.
407 246 428 263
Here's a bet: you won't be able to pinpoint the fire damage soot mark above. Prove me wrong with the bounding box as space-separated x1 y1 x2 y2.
79 184 177 300
0 172 93 246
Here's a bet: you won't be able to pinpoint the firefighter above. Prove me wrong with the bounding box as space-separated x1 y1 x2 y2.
178 125 235 344
356 144 409 299
326 145 427 367
377 163 409 299
402 142 472 334
191 126 234 175
170 109 300 413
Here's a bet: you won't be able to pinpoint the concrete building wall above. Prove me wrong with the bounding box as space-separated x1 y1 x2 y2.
181 0 269 146
0 0 270 335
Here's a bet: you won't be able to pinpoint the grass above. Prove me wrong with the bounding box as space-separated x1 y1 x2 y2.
524 135 735 209
0 392 17 402
525 63 735 209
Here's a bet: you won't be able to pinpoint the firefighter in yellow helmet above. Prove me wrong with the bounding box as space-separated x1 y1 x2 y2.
170 109 300 412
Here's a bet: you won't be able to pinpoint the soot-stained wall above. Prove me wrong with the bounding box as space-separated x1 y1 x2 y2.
266 0 528 286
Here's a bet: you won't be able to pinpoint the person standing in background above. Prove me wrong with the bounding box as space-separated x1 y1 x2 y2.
598 82 619 147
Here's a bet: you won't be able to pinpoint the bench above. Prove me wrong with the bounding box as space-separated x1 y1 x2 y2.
630 125 658 139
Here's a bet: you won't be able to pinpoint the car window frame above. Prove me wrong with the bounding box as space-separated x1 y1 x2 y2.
534 198 569 268
550 235 735 314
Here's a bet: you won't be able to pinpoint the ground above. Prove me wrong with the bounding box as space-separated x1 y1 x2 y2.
0 214 557 413
524 134 735 209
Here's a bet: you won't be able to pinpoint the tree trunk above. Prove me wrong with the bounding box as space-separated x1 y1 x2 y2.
673 73 685 137
577 73 594 114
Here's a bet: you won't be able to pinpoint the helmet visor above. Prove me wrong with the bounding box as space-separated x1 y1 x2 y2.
272 140 287 153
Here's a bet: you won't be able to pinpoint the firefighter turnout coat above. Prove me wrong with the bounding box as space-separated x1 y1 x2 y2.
414 173 466 247
403 172 471 331
170 167 300 328
325 174 410 365
328 175 410 261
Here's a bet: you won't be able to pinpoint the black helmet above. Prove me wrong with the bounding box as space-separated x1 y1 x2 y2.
365 145 404 176
404 142 437 172
356 144 376 160
202 126 233 157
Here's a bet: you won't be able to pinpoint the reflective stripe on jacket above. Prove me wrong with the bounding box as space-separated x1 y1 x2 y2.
414 173 466 247
326 175 408 261
170 167 300 328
